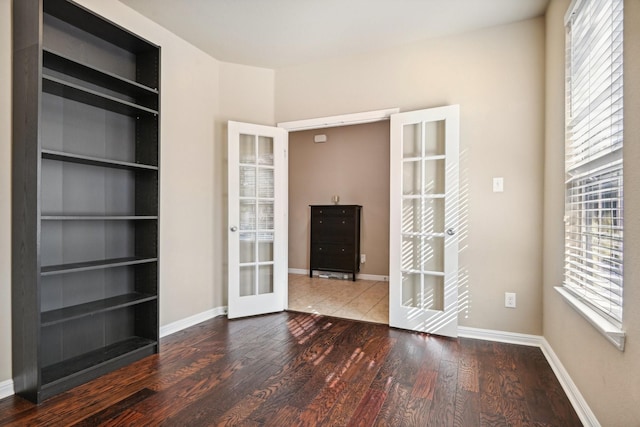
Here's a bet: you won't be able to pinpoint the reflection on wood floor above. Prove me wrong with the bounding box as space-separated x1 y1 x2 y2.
288 273 389 324
0 312 582 426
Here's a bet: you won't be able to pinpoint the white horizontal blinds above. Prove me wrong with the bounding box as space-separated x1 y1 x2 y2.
564 0 624 325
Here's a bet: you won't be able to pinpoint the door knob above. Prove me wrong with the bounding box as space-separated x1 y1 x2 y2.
230 226 238 232
446 228 455 236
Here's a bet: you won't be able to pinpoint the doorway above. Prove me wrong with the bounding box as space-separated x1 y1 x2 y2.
286 120 391 322
228 107 460 337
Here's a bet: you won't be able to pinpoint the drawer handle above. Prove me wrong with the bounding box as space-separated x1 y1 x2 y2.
319 220 323 223
342 220 345 224
341 248 345 252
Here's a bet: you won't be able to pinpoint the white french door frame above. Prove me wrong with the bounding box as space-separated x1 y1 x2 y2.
227 121 288 319
388 105 460 337
275 106 459 338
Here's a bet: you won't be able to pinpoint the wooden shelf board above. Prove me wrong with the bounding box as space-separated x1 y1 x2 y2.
41 215 158 221
42 75 158 117
41 336 157 386
42 149 157 171
41 293 157 326
41 256 158 276
43 48 158 98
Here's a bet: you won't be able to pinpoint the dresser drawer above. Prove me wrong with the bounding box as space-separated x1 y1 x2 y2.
311 244 355 271
311 216 355 242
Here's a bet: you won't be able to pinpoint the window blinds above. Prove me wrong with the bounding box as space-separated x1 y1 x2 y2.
564 0 624 325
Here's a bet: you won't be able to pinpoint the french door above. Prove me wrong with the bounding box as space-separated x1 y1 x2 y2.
227 121 288 319
389 106 460 337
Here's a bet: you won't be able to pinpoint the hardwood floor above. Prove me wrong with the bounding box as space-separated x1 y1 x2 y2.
0 312 582 426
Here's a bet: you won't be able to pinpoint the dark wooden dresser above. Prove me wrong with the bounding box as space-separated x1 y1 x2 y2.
309 205 362 281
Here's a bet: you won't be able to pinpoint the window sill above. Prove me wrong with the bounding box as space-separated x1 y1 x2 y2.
555 286 625 351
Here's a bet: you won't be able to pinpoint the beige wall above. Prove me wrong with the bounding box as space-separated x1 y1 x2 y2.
289 121 390 276
0 0 274 388
543 0 640 425
277 18 546 335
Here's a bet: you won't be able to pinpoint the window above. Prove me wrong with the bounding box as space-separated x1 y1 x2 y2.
561 0 624 342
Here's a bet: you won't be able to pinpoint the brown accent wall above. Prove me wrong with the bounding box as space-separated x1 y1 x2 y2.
289 121 390 276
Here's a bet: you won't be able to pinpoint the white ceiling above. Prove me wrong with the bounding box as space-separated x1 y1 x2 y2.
119 0 549 69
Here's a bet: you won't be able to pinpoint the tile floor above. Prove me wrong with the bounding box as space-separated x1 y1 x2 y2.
287 273 389 324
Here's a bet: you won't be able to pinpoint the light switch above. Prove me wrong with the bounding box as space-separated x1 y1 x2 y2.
493 177 504 193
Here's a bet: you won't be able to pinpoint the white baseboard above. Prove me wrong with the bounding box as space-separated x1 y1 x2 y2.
0 378 14 400
288 268 388 282
458 326 599 427
457 326 542 347
540 338 601 427
159 306 227 338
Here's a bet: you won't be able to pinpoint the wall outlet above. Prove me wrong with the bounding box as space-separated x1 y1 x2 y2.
505 292 516 308
361 254 366 263
493 177 504 193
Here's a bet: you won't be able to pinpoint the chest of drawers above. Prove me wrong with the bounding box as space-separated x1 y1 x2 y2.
309 205 362 281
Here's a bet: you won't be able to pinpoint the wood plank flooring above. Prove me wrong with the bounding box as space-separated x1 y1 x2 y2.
0 312 582 426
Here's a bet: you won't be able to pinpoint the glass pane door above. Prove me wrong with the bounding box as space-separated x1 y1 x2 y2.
389 106 459 337
228 121 287 319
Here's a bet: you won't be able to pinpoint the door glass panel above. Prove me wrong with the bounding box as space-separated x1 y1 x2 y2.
403 123 421 158
258 136 274 165
240 200 256 231
258 265 274 294
257 168 274 198
423 275 444 311
258 201 274 230
401 273 421 308
402 198 422 233
403 160 421 195
422 198 445 233
401 236 421 271
239 134 256 164
258 232 274 262
424 121 445 156
423 160 445 194
239 265 256 297
422 237 444 272
240 166 256 197
239 232 255 263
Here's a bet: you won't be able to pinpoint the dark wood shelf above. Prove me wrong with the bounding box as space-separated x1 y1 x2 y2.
44 0 158 54
41 215 158 221
13 0 160 403
41 293 157 326
42 75 158 117
43 48 157 98
41 336 157 386
41 256 158 276
42 149 158 171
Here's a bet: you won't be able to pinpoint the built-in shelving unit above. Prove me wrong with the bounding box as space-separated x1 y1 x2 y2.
12 0 160 403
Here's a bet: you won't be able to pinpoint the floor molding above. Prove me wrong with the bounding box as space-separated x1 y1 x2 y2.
539 338 601 427
458 326 599 427
457 326 541 347
288 268 388 282
0 378 14 400
160 306 227 338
